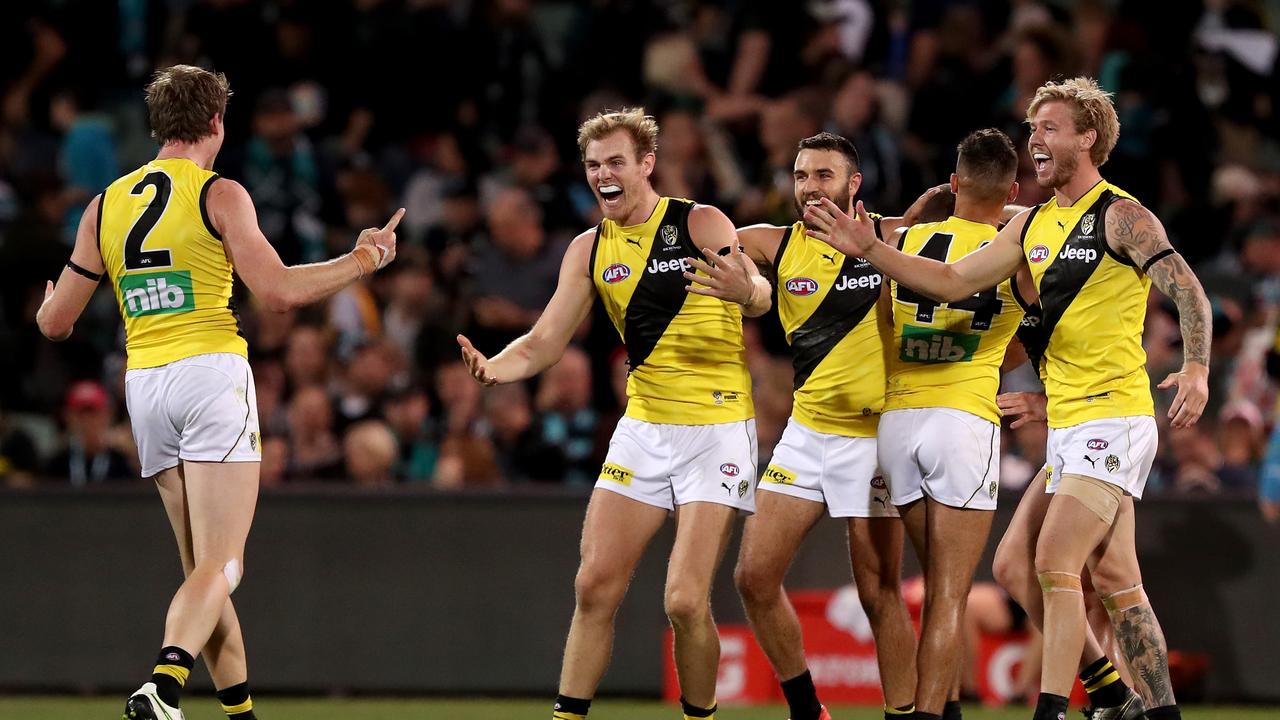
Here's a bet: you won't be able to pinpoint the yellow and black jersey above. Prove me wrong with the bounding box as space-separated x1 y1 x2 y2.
1021 181 1152 427
886 216 1025 423
99 158 246 370
774 219 886 436
591 197 752 425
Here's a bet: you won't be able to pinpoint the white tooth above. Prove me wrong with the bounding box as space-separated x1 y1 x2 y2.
599 184 621 193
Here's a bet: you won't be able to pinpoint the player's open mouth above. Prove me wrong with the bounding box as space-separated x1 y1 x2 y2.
599 184 623 205
1033 152 1051 173
804 196 825 207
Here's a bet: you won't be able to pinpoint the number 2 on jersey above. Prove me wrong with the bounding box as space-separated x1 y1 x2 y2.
895 232 1003 330
124 171 174 270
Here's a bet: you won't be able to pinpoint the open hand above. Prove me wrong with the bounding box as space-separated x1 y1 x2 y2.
457 334 499 386
997 391 1048 429
804 198 877 258
684 244 755 304
1158 362 1209 429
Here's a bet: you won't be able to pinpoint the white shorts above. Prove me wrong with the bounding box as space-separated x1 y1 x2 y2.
124 353 261 478
758 417 896 518
596 416 757 512
1045 415 1157 499
877 407 1000 510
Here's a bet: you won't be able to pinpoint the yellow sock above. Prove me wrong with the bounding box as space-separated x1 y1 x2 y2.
885 703 915 715
552 713 587 720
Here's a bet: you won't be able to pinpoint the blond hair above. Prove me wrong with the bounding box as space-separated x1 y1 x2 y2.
1026 77 1120 167
576 107 659 160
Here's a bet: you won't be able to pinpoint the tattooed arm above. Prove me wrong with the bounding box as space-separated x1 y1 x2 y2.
1106 199 1211 428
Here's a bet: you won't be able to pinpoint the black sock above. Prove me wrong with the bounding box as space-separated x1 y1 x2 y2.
942 699 963 720
1145 706 1182 720
780 670 822 720
1032 693 1069 720
884 703 915 720
911 712 942 720
216 682 256 718
553 694 591 719
1079 657 1129 708
151 646 194 708
680 696 717 718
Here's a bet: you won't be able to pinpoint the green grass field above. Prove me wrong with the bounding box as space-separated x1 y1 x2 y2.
1 697 1275 720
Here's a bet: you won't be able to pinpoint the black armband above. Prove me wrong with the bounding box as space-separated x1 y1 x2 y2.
66 260 104 282
873 216 883 241
1140 248 1178 273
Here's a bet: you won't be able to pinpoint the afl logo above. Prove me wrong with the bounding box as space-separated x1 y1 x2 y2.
601 263 631 284
720 463 740 477
786 277 819 296
1087 439 1109 451
1029 244 1051 263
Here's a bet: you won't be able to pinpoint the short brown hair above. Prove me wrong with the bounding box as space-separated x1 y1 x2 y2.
145 65 231 144
797 132 860 174
957 129 1018 203
577 107 658 160
1026 77 1119 167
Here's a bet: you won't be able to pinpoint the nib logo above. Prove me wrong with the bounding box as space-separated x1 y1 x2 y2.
898 326 979 363
120 271 195 317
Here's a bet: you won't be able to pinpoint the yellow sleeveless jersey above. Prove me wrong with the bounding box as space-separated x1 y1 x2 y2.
774 220 886 436
591 197 752 424
99 158 246 369
1021 180 1152 427
887 216 1025 423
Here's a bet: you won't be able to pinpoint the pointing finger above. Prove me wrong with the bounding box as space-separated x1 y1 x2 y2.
382 207 406 233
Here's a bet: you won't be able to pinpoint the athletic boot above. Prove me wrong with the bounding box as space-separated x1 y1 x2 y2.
123 682 185 720
1082 688 1145 720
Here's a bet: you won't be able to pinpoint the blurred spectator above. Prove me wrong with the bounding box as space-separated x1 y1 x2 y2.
469 186 565 350
51 86 117 244
383 384 438 483
334 340 399 428
827 70 903 209
533 346 598 485
284 325 331 392
286 385 341 480
259 436 289 489
43 380 133 485
481 382 545 483
344 419 399 488
0 409 40 487
383 259 455 373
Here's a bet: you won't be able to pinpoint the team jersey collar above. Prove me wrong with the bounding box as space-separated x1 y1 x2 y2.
611 196 668 235
944 215 999 231
1046 179 1106 212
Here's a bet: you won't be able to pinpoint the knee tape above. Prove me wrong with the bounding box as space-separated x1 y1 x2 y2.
1057 473 1124 524
1038 571 1083 594
1101 583 1147 613
222 559 242 594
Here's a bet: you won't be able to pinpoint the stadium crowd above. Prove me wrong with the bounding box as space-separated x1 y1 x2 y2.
1 0 1278 508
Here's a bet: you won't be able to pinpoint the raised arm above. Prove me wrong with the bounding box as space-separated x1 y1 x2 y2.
806 198 1027 302
208 178 401 312
457 230 597 386
36 195 106 341
683 204 771 317
1107 199 1211 427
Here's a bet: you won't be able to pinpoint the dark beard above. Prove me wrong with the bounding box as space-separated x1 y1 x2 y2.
796 189 851 229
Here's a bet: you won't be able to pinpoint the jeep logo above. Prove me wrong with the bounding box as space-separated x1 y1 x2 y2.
1028 244 1051 263
120 271 195 317
834 273 882 292
1059 246 1098 263
648 257 692 274
786 277 818 296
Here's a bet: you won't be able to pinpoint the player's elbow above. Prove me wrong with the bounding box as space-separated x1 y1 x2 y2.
36 309 72 341
255 280 302 313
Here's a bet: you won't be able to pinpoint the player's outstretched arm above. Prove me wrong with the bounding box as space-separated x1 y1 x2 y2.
1107 199 1211 428
209 178 401 312
37 195 106 341
805 198 1026 302
457 230 597 386
684 205 771 317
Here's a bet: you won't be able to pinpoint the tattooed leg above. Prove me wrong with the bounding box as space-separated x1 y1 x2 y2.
1088 497 1177 708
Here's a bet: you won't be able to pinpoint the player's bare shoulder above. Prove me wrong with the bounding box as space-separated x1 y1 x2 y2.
735 223 789 267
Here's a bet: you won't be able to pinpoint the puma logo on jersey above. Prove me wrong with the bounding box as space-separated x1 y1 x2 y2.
1059 246 1098 263
625 237 642 247
648 257 693 274
120 271 195 317
1057 220 1066 230
899 326 979 363
833 273 882 292
820 252 836 264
